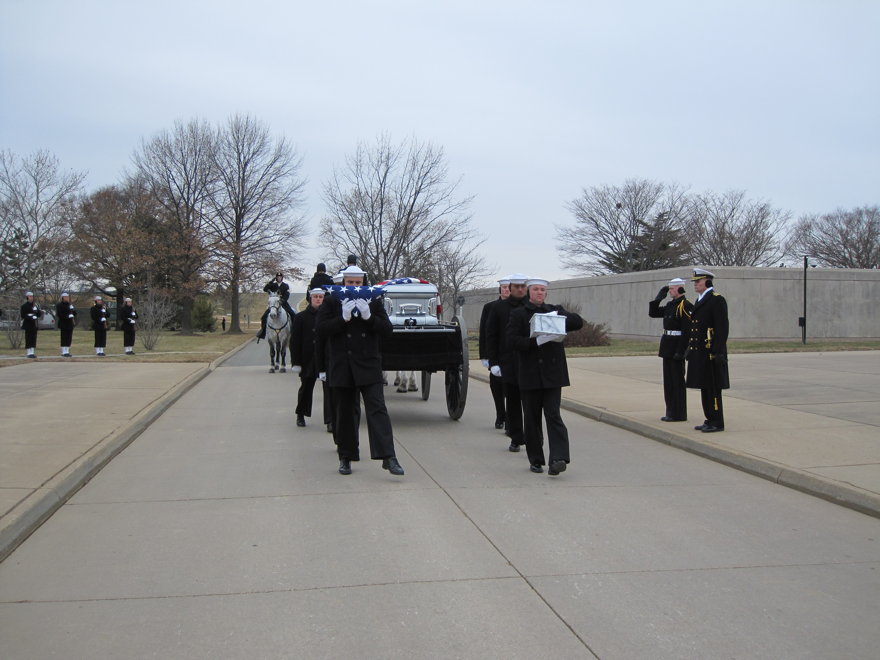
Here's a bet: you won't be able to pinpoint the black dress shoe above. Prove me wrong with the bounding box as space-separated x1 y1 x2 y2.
530 463 544 473
494 417 505 429
326 423 334 433
508 442 521 452
296 415 306 427
338 459 352 475
661 416 674 421
548 460 567 475
26 354 36 359
383 457 404 475
694 424 708 431
701 425 724 433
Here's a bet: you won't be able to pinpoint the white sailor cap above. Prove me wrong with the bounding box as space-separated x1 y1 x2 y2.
690 268 715 280
497 277 511 285
309 288 327 296
94 295 103 300
667 277 686 287
124 297 132 302
506 273 529 285
61 292 70 297
339 264 366 277
25 291 34 297
332 272 344 283
527 278 549 287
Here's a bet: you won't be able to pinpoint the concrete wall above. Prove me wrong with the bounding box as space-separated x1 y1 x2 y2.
459 266 880 340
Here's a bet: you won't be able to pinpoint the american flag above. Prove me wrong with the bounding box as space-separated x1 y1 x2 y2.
321 277 431 302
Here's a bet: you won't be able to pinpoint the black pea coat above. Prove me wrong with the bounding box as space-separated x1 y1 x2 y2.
478 297 502 361
686 289 730 389
316 294 392 388
307 271 335 290
291 304 320 379
263 279 291 302
120 305 138 328
20 302 40 331
56 301 78 330
649 296 693 358
484 295 526 384
507 301 584 391
90 304 109 330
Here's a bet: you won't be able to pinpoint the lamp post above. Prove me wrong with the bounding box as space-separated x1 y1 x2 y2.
800 255 814 344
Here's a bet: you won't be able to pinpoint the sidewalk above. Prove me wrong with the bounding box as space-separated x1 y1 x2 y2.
0 341 252 561
472 351 880 518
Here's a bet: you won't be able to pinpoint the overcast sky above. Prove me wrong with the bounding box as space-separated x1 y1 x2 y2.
2 0 878 285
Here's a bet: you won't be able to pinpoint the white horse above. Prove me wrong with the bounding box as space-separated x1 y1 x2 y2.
266 294 291 373
394 370 418 393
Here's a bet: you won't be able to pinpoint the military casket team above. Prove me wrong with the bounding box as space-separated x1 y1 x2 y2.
10 260 731 476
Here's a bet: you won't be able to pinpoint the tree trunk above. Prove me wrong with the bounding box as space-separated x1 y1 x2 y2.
179 296 194 334
229 252 243 333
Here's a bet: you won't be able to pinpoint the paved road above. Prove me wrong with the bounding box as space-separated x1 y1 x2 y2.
1 342 879 659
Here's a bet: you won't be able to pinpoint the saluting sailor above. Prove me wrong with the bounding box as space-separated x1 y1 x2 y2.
56 292 77 357
20 291 41 359
685 268 729 433
649 277 693 422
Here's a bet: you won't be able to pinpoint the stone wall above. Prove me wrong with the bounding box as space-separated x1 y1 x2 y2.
458 266 880 340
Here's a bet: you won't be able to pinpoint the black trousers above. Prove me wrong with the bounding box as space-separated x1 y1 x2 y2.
333 382 395 461
521 387 570 466
503 380 524 445
701 386 724 428
123 328 135 346
661 357 687 420
489 374 505 423
93 327 107 348
59 326 73 347
296 376 317 416
24 327 37 349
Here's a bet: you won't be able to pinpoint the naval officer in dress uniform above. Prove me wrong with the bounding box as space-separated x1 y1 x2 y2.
479 277 510 430
685 268 729 432
20 292 41 358
649 277 693 422
56 292 77 357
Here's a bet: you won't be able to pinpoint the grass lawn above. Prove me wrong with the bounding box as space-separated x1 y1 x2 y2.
0 329 253 367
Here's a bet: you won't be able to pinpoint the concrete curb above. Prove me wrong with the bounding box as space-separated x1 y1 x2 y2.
0 338 254 563
469 371 880 520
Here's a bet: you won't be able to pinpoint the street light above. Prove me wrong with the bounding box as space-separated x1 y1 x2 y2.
800 255 815 344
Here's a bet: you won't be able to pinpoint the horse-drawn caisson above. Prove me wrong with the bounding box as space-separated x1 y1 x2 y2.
312 277 469 420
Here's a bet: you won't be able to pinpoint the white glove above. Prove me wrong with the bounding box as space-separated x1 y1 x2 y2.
68 314 74 318
355 298 371 319
292 365 302 374
536 334 554 346
318 372 327 381
100 317 106 322
131 320 136 324
341 299 356 321
490 365 502 377
481 359 489 368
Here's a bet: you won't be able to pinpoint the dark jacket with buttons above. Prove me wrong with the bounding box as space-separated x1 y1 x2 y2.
20 302 41 330
56 301 77 330
316 294 392 388
507 301 583 391
649 296 693 359
291 304 320 379
484 294 526 384
685 289 729 389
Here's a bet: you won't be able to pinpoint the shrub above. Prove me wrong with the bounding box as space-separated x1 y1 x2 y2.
556 299 610 347
192 296 217 332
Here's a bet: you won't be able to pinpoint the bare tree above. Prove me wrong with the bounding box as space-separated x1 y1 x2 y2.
69 180 162 318
0 149 85 293
138 288 178 350
787 205 879 268
685 190 790 266
207 114 309 333
432 238 494 320
321 134 475 281
557 179 690 274
132 119 217 334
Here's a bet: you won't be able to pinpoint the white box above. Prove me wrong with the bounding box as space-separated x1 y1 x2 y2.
529 312 566 341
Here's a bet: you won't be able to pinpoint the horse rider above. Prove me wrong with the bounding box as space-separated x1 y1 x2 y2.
257 272 296 341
